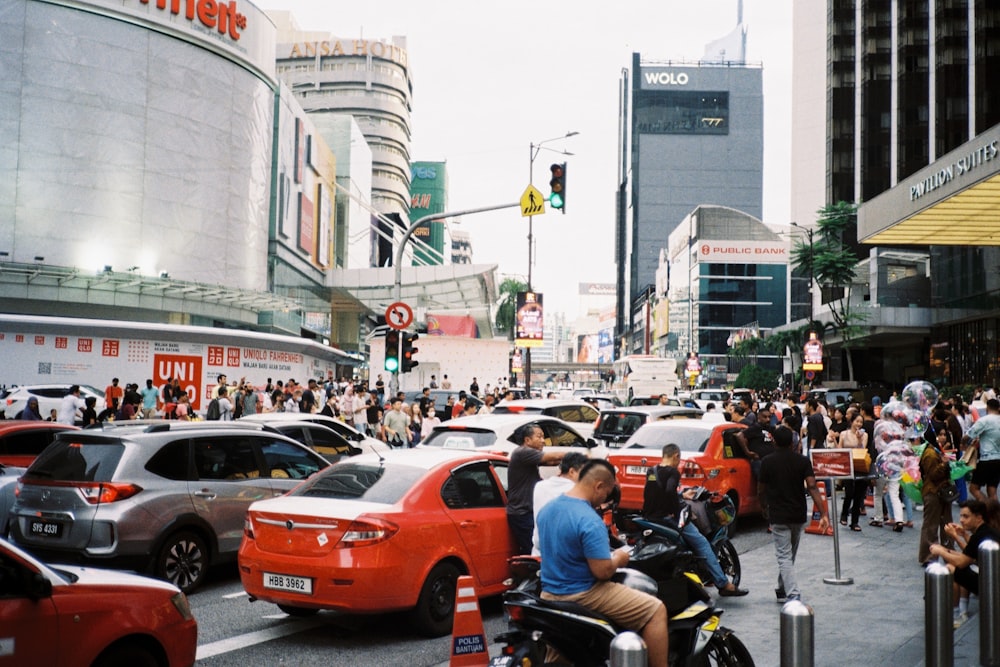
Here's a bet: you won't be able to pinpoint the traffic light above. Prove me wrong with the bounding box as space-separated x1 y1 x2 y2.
549 162 567 213
384 329 400 372
401 331 420 373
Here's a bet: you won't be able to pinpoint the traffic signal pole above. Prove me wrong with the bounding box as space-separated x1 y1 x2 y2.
388 202 519 398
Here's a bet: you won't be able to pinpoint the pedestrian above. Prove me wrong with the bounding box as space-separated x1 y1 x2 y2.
838 413 870 531
408 403 423 445
175 393 191 420
104 378 123 412
469 377 480 397
758 425 830 602
478 395 495 414
429 374 439 389
441 374 452 390
366 395 382 438
442 395 455 422
531 452 588 557
242 383 259 417
57 385 86 425
140 379 159 419
217 386 234 421
374 374 385 404
421 405 441 440
929 499 1000 628
80 396 98 426
804 399 828 454
382 398 410 448
20 396 42 420
506 423 568 554
918 432 954 566
211 374 228 400
353 386 370 433
452 392 467 419
963 398 1000 501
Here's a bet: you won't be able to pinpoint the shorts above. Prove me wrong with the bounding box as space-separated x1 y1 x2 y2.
542 580 662 632
954 564 979 594
971 459 1000 489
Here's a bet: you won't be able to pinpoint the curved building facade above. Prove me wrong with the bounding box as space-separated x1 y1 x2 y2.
1 0 278 290
270 15 414 220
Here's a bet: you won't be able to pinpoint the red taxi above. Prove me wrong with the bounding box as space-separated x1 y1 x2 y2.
0 537 197 667
606 420 761 518
238 449 514 637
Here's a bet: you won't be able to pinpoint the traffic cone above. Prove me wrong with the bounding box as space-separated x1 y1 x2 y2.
449 575 488 666
805 480 833 535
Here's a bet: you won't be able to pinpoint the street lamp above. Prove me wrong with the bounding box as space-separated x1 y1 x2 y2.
790 221 815 323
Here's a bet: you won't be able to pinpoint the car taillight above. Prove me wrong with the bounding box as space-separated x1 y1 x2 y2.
77 482 142 504
680 460 707 481
337 517 399 548
171 592 195 620
244 515 255 539
507 604 526 623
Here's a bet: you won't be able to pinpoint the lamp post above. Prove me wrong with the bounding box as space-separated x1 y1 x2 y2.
523 131 578 396
790 222 815 324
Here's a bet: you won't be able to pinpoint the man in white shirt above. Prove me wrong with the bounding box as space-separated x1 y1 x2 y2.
217 386 234 421
57 385 86 425
531 452 589 556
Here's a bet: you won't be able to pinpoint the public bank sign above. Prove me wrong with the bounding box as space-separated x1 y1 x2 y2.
698 241 788 264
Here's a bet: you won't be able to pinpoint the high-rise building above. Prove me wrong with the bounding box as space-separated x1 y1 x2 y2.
618 50 763 354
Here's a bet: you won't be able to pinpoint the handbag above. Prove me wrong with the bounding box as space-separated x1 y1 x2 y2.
960 445 979 469
938 480 960 503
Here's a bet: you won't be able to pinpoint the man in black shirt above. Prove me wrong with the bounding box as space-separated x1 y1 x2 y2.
929 499 1000 627
643 444 747 596
759 426 830 602
804 400 828 454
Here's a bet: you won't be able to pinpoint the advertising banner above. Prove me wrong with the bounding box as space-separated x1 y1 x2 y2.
810 449 854 479
515 292 544 348
803 331 824 371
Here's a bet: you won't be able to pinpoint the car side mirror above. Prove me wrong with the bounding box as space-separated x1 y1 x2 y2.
27 572 52 600
586 438 598 449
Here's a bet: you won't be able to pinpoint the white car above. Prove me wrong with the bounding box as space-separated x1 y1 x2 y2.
0 384 105 421
490 398 600 438
418 413 605 465
689 389 731 411
238 412 387 453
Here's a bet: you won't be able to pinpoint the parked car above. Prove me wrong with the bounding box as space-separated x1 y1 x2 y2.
490 398 600 438
689 389 731 411
8 421 331 592
402 390 483 415
0 537 197 666
239 412 386 452
606 420 760 521
239 449 514 636
0 421 79 467
627 395 682 407
418 413 602 461
1 384 105 422
592 405 704 448
579 393 623 412
0 463 26 535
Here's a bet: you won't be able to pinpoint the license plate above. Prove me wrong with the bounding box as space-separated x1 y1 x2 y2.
29 520 63 538
626 465 648 476
263 572 313 595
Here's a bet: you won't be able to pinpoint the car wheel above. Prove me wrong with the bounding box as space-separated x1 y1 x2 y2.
92 642 159 667
278 604 319 617
410 562 460 637
154 530 208 594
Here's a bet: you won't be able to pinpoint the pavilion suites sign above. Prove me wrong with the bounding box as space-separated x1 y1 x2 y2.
910 139 998 201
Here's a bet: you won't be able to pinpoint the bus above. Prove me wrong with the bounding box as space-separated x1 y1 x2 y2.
610 355 679 404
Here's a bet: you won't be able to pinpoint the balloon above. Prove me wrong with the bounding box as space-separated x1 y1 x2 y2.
901 381 940 417
905 408 928 436
874 420 905 447
881 400 912 428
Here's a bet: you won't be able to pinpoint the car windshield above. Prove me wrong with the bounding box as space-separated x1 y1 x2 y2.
420 428 499 449
24 439 125 482
292 462 424 504
624 427 709 453
595 412 646 443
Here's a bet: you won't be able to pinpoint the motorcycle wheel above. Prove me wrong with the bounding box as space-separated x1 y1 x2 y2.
695 630 756 666
716 539 741 588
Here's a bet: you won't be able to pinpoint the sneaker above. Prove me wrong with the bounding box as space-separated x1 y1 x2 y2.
785 593 802 603
954 612 968 629
775 587 787 603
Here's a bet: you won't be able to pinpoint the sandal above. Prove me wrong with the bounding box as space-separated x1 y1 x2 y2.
869 520 883 527
839 519 848 526
894 522 905 532
850 525 862 532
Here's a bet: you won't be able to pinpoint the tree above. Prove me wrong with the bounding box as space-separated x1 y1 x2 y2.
734 364 777 391
494 277 528 341
790 202 867 381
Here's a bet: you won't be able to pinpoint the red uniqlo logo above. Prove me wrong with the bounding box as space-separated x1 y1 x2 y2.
207 346 224 366
102 340 120 357
34 335 44 345
227 347 240 366
78 339 93 352
55 337 68 349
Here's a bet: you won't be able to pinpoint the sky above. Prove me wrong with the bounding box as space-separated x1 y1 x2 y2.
267 0 793 320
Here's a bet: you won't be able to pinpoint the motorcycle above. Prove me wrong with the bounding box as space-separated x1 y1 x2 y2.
618 486 742 589
488 533 754 666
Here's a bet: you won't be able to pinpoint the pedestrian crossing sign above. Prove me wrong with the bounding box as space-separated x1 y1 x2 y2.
520 185 546 217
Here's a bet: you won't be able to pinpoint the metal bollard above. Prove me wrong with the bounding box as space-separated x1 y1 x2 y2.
610 631 647 667
780 599 814 667
925 561 954 667
981 539 1000 667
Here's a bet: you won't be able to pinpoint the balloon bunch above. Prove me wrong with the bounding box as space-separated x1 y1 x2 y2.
874 380 941 481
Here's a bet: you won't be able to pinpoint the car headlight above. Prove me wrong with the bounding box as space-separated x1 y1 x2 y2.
171 592 194 621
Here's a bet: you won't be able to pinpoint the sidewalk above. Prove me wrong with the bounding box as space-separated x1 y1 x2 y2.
440 506 991 666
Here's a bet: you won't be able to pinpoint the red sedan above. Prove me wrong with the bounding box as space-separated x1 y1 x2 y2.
0 421 79 467
607 420 761 518
239 449 514 636
0 537 197 667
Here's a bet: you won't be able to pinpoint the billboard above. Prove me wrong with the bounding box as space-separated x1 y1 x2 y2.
803 331 824 371
515 292 544 348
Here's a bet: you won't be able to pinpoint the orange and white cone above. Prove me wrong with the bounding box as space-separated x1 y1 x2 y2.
449 575 488 666
805 480 833 536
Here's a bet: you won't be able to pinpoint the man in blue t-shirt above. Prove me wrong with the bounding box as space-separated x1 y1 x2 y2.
965 398 1000 501
537 460 668 666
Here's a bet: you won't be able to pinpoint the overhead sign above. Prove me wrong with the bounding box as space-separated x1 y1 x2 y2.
698 241 789 264
520 185 545 218
385 302 413 330
802 331 824 371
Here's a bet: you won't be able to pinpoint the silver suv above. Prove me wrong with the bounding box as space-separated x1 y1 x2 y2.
8 422 330 592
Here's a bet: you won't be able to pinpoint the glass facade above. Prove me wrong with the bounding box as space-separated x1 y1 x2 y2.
698 263 788 354
634 91 730 135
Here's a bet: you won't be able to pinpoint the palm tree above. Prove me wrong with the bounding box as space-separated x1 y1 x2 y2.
495 277 528 341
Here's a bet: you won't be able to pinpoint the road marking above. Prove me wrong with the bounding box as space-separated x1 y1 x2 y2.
222 591 248 599
196 617 328 660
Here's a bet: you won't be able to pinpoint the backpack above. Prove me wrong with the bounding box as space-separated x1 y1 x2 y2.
205 398 221 421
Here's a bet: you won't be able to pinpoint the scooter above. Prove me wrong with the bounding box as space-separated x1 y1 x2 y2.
489 535 754 666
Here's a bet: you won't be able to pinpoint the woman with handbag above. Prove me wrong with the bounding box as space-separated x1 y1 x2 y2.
919 436 955 566
839 414 870 531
